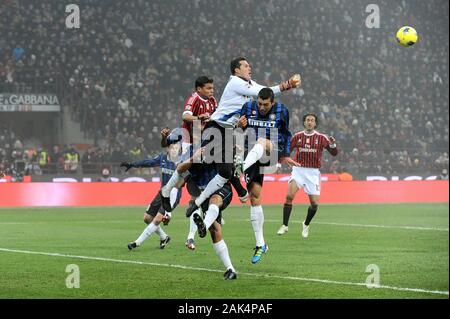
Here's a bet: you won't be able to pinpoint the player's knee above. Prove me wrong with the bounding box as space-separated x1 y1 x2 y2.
153 214 163 225
310 203 319 211
285 194 295 204
209 195 223 208
143 214 152 224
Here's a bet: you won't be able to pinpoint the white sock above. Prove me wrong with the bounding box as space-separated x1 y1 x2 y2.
203 204 219 229
154 225 167 241
135 222 158 246
250 205 265 247
169 188 178 207
162 170 181 197
203 204 220 230
243 143 264 172
213 239 235 272
194 174 228 206
187 210 199 239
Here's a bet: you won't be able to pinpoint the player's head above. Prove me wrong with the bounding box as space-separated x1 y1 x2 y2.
257 88 275 115
195 76 214 99
168 142 181 158
230 57 251 81
303 113 318 130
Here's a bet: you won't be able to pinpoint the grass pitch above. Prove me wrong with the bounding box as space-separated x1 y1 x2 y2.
0 203 448 299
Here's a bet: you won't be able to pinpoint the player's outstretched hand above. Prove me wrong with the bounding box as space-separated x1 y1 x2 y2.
120 161 132 172
279 157 300 167
280 73 301 91
289 73 301 88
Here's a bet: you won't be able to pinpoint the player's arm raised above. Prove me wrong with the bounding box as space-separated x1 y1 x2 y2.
279 73 302 92
233 73 301 98
160 127 171 147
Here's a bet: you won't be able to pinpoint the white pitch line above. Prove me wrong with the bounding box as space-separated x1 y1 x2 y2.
0 220 448 232
241 219 449 232
0 247 448 296
0 221 131 225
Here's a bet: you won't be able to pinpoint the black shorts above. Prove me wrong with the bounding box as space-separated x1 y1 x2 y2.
201 121 235 164
200 182 233 224
145 190 181 217
185 174 201 197
244 161 267 188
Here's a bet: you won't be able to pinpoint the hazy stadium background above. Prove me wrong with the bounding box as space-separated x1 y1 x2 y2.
0 0 448 299
0 0 448 179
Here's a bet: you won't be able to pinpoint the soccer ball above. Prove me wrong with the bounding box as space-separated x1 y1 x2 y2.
396 26 418 47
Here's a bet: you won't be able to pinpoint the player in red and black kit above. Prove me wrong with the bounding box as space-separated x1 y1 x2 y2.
277 113 338 238
181 76 217 151
161 76 217 210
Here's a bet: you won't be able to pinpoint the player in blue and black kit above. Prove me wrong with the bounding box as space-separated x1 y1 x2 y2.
122 139 181 250
159 124 249 250
178 147 237 280
236 87 299 264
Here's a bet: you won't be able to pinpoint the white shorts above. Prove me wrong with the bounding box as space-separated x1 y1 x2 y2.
289 167 321 196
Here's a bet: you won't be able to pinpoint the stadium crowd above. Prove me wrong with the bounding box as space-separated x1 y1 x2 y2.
0 0 448 177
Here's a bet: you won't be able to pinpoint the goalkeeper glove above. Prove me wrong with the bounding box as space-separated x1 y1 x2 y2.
279 74 301 91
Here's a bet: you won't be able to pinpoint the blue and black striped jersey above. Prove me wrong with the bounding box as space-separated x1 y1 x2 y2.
240 101 292 158
131 154 180 190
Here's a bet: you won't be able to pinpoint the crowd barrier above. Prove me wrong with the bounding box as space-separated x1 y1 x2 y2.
0 181 448 207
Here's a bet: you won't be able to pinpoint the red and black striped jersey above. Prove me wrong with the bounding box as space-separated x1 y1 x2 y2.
182 92 217 143
290 130 338 168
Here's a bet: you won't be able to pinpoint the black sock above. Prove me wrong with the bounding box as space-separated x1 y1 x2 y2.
283 204 292 226
305 206 318 225
230 175 247 197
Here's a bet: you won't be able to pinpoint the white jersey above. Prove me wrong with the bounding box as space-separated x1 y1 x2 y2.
211 75 281 128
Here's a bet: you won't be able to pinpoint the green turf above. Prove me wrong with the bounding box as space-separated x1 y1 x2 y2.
0 203 448 299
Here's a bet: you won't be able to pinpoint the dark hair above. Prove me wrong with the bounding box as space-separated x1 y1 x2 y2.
258 88 274 102
230 57 246 75
302 113 319 128
195 76 213 89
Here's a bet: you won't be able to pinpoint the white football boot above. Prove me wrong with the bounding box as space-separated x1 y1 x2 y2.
277 225 288 235
302 221 309 238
